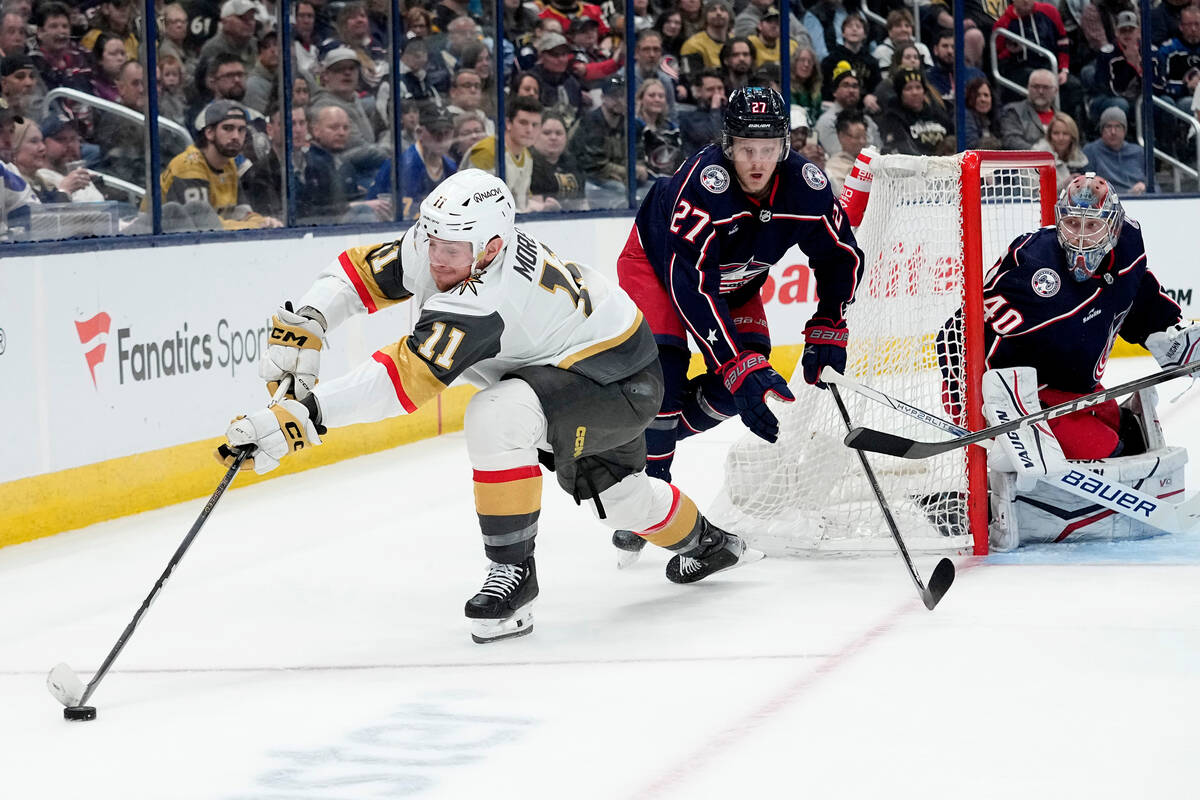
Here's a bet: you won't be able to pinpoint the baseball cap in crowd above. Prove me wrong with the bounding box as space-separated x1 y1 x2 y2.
762 9 781 20
39 114 78 138
419 103 454 131
321 45 360 69
567 17 599 35
0 54 34 77
201 99 249 128
601 76 625 96
789 104 809 133
1115 10 1138 30
221 0 257 18
536 32 570 53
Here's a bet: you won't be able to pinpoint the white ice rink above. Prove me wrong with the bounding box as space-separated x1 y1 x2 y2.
4 357 1200 799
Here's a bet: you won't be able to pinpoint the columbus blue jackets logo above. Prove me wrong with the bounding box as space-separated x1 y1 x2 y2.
1031 268 1061 298
802 162 828 190
700 165 729 193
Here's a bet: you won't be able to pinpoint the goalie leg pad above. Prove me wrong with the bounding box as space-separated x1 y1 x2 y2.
991 447 1188 548
982 368 1069 490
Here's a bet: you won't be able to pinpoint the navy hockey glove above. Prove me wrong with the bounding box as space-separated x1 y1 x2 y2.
801 317 849 387
718 351 795 443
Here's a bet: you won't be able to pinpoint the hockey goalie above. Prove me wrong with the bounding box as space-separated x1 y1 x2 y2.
967 174 1198 550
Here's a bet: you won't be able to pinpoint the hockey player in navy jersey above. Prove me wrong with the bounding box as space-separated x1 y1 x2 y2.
612 86 864 564
976 174 1192 459
948 173 1200 549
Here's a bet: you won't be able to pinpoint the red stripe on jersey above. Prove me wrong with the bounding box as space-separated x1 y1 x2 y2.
340 251 378 313
473 465 542 483
643 483 682 532
372 350 417 413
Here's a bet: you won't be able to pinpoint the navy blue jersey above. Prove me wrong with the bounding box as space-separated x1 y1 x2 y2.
632 145 863 369
982 221 1180 393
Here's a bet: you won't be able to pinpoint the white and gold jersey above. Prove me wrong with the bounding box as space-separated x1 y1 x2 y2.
298 228 658 428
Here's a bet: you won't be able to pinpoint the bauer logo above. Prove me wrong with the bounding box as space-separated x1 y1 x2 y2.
75 311 111 389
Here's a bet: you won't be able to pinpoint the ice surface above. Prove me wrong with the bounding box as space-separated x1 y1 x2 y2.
2 358 1199 799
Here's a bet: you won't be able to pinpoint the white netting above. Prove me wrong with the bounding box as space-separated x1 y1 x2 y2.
710 153 1049 556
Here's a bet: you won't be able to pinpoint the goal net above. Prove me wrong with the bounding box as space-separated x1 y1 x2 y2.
709 151 1056 557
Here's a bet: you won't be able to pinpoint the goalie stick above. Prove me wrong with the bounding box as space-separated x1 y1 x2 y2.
828 384 955 610
843 358 1200 460
825 370 1200 534
47 379 289 720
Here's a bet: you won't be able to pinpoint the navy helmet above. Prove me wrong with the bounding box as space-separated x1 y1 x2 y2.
722 86 788 162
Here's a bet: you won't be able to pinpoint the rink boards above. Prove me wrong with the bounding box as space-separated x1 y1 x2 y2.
1 196 1194 544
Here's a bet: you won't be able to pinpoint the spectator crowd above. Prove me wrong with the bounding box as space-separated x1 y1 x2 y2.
0 0 1197 238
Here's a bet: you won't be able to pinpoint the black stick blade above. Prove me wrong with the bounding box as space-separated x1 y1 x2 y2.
844 427 920 457
921 558 956 610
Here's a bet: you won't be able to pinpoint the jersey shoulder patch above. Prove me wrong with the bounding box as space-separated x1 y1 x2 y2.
1030 267 1061 298
802 161 828 190
699 164 730 194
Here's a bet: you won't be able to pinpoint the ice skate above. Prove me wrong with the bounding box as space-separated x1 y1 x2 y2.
666 520 762 584
612 529 647 568
464 557 538 643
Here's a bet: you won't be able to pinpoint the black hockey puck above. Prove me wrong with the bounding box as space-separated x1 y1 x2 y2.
63 705 96 721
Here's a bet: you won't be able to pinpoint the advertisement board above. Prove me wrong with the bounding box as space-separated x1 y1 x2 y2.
1 196 1196 486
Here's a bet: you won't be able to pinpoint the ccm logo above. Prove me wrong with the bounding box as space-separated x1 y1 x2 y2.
1060 470 1157 517
284 421 307 451
271 327 310 346
573 426 587 458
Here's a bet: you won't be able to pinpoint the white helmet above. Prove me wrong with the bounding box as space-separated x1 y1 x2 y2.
417 169 516 264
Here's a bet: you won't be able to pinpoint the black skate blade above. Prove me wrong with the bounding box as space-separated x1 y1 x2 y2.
921 558 956 610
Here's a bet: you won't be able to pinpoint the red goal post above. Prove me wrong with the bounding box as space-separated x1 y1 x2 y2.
961 151 1057 554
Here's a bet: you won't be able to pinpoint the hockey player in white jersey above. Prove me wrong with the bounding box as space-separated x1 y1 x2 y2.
216 170 762 643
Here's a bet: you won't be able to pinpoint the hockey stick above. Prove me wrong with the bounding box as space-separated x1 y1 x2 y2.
825 371 1200 534
829 384 955 610
47 379 290 721
843 358 1200 460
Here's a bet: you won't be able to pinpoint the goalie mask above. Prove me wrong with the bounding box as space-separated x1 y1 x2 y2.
1055 173 1124 282
418 169 516 268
